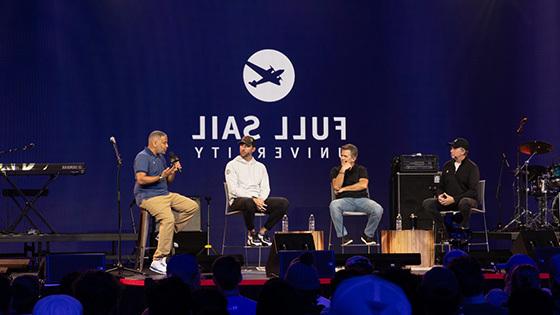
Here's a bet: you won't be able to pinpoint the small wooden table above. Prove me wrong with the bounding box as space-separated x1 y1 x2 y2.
381 230 434 268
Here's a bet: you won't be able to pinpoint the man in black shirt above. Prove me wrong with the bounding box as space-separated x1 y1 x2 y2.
421 138 480 234
330 144 383 246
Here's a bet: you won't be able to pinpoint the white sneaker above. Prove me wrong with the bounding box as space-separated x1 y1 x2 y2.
150 259 167 274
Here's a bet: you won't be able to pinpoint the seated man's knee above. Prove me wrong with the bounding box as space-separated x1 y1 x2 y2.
329 200 342 213
375 204 384 216
279 198 289 212
422 198 435 210
458 198 477 209
369 200 383 216
329 199 340 208
238 198 256 210
158 215 174 226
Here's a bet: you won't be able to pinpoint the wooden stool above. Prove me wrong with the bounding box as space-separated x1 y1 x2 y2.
136 208 151 271
381 230 434 268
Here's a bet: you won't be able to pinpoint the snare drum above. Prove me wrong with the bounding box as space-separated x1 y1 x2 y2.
549 164 560 188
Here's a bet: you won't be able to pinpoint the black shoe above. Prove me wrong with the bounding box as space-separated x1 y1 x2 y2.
341 236 353 246
247 232 262 246
361 233 377 246
258 233 272 246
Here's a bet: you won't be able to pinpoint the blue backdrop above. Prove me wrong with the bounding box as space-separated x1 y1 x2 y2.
1 1 559 254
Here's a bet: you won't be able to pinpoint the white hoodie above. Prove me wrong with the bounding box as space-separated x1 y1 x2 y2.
225 156 270 205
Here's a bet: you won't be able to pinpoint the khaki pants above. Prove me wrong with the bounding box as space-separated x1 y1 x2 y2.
140 193 199 260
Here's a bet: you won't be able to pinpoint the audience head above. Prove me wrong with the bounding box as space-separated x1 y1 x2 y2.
58 272 81 296
345 255 373 275
485 288 509 308
447 255 484 298
191 288 228 315
378 267 419 309
166 254 201 290
548 254 560 297
506 263 540 295
442 249 468 268
330 268 360 298
283 253 323 314
284 253 320 291
330 275 411 315
11 274 41 314
145 276 191 315
0 275 10 314
212 255 242 291
498 254 537 274
509 287 553 315
32 294 83 315
257 278 302 315
419 266 460 315
73 271 121 315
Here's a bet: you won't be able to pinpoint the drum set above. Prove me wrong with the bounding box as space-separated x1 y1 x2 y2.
502 140 560 230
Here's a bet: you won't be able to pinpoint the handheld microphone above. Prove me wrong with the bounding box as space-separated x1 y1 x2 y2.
109 136 123 166
169 151 182 172
502 153 510 168
516 117 528 134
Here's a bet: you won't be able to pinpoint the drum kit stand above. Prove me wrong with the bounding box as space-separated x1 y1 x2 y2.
501 140 560 231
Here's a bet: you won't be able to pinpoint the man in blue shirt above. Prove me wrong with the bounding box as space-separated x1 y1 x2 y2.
134 130 199 274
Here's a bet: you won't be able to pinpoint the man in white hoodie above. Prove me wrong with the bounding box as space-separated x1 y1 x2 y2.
225 136 289 246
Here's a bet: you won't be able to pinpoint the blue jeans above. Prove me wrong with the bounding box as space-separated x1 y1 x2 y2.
329 197 383 238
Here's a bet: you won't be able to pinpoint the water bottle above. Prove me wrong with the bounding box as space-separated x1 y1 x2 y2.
410 213 418 230
282 214 289 232
308 214 315 231
395 213 402 231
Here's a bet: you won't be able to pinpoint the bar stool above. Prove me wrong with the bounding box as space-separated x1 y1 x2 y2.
434 180 489 253
135 207 156 271
221 182 266 267
327 187 380 253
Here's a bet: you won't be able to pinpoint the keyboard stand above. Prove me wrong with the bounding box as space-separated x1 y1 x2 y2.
1 171 58 234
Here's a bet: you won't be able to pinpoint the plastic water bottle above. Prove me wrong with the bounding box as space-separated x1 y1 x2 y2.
282 214 289 232
410 213 418 230
308 214 315 231
395 213 402 231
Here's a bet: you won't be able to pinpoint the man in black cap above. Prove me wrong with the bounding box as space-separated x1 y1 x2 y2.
225 135 289 246
420 137 480 236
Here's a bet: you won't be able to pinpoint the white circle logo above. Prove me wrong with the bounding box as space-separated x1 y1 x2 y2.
243 49 295 102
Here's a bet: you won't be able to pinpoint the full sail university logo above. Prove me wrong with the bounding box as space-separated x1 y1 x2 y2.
243 49 295 102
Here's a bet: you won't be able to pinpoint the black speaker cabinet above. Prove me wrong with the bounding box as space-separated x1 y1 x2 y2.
265 232 316 277
390 172 440 229
278 250 335 279
174 231 206 255
513 230 560 262
180 196 201 232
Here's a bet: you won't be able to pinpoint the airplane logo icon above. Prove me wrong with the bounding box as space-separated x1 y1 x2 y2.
245 61 285 87
243 49 295 102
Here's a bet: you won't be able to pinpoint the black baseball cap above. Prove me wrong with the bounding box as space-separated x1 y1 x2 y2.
448 138 469 150
239 135 256 147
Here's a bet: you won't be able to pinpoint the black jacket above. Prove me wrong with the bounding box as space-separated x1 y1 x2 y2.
437 158 480 202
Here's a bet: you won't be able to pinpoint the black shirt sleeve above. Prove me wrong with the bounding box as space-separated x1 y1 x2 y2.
358 165 369 180
436 162 450 196
330 166 340 180
455 163 480 202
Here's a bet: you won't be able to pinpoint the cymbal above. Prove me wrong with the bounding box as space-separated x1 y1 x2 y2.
519 140 553 155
